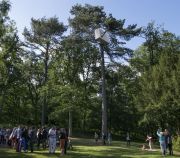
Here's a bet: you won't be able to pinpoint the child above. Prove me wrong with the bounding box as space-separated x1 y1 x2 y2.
126 132 130 146
67 138 73 150
94 132 98 144
146 135 152 150
107 131 112 145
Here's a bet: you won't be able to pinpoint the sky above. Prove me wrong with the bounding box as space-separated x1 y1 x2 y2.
8 0 180 49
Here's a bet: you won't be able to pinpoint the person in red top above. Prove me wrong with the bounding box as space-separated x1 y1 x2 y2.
59 128 66 156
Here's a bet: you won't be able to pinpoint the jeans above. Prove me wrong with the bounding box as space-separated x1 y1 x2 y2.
21 137 28 152
160 141 166 156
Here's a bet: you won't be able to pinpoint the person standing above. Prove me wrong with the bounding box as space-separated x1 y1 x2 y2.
15 126 22 152
5 128 11 146
9 127 17 149
42 127 48 149
165 129 173 155
36 128 42 149
48 127 56 154
146 135 153 150
157 129 166 156
64 128 69 154
126 132 131 146
0 128 5 145
21 127 29 152
107 130 112 145
59 128 66 156
102 132 106 145
94 132 98 144
28 127 36 153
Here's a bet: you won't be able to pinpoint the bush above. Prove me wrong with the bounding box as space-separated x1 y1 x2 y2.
173 135 180 151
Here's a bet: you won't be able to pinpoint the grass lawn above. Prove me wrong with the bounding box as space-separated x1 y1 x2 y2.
0 138 179 158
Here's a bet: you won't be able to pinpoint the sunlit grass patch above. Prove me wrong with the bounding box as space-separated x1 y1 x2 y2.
0 138 179 158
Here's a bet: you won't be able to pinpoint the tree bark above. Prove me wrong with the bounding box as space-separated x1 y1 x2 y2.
69 110 72 137
100 44 107 138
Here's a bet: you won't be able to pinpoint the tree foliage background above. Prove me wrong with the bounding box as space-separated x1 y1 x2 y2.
0 0 180 141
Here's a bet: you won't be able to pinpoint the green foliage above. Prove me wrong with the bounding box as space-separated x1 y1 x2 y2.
1 1 180 142
132 27 180 134
105 66 139 133
69 4 141 62
173 136 180 151
66 4 141 134
0 0 25 125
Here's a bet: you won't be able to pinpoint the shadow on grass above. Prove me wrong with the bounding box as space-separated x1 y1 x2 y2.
0 148 62 158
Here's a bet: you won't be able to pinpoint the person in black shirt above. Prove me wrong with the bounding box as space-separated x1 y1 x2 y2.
42 127 48 149
29 127 36 153
37 128 42 149
64 128 68 154
165 129 173 155
21 127 29 152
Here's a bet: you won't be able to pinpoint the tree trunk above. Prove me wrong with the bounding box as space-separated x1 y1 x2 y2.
41 44 49 126
69 110 72 137
100 44 107 138
41 95 46 126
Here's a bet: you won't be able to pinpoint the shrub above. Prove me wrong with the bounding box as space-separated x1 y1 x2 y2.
173 135 180 151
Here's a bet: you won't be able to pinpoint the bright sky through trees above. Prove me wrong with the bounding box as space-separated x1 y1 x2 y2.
9 0 180 49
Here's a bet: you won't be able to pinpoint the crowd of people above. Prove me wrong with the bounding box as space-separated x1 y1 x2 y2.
94 130 112 145
142 128 173 156
157 128 173 156
0 126 175 157
0 126 72 156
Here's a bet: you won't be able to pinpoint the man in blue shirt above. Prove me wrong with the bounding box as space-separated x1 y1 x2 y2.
157 129 166 156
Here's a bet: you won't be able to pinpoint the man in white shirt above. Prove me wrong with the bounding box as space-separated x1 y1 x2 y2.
48 127 56 153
